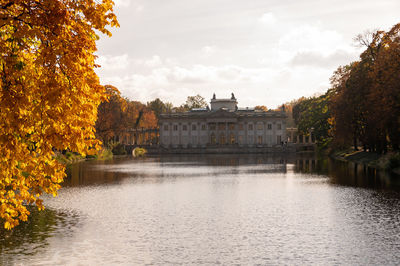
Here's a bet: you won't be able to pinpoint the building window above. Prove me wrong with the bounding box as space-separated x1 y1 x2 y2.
229 123 235 130
277 124 282 130
238 124 244 130
183 125 187 131
248 124 253 130
257 123 263 130
173 125 178 131
248 135 253 144
230 133 235 144
192 124 197 130
238 135 243 144
219 134 226 144
209 124 216 130
210 133 216 144
258 135 263 144
164 125 168 131
277 135 282 144
267 124 272 130
218 123 226 130
201 124 206 130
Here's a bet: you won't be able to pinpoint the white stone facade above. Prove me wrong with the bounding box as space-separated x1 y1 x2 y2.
159 94 287 148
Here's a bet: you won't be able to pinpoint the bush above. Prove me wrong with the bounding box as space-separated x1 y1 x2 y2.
55 151 84 164
96 148 113 160
387 153 400 170
112 143 127 155
133 147 147 157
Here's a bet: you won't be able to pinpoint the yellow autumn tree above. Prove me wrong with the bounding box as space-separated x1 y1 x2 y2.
0 0 118 229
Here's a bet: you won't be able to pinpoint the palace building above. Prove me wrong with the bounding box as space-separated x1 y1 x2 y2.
158 93 287 149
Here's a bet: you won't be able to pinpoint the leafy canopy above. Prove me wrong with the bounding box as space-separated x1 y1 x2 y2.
0 0 118 229
96 85 158 146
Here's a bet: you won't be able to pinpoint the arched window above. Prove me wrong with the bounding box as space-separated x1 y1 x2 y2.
219 134 226 145
230 133 235 144
210 133 216 144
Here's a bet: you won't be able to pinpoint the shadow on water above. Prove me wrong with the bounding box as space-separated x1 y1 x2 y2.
64 159 129 187
0 207 79 264
293 156 400 191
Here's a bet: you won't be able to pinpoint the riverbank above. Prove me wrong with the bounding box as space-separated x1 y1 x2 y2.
331 150 400 175
55 149 113 165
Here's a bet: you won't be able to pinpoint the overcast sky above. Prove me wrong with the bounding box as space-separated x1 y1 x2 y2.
95 0 400 108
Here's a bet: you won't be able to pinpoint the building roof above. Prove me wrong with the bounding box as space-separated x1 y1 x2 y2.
210 98 237 102
159 93 286 120
159 108 286 120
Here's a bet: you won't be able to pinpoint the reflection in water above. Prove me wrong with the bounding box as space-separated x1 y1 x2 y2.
1 154 400 265
0 207 80 265
63 155 291 187
293 156 400 190
65 160 128 187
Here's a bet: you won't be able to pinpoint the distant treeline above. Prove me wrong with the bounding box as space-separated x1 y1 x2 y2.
290 23 400 153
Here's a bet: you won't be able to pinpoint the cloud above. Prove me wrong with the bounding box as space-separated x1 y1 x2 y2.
259 12 277 26
134 4 144 12
97 55 284 106
142 55 163 68
201 46 217 57
113 0 131 8
278 24 346 57
96 54 129 70
290 50 357 68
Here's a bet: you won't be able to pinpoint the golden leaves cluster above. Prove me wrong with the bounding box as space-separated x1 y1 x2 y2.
95 85 158 145
0 0 118 229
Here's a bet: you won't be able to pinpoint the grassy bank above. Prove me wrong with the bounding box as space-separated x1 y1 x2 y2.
331 150 400 174
55 148 113 165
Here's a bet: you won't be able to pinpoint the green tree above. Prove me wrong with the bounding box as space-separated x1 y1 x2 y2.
293 93 332 148
147 98 167 120
183 94 208 110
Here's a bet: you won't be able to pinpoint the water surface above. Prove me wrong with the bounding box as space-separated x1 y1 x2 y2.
1 155 400 265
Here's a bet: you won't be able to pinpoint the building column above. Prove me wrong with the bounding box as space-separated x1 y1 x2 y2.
178 124 181 146
188 122 191 146
225 122 228 145
263 121 267 146
216 122 219 144
244 122 248 146
207 123 210 145
272 121 276 145
235 123 239 145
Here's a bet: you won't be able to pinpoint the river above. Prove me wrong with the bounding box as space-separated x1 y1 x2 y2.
1 154 400 265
